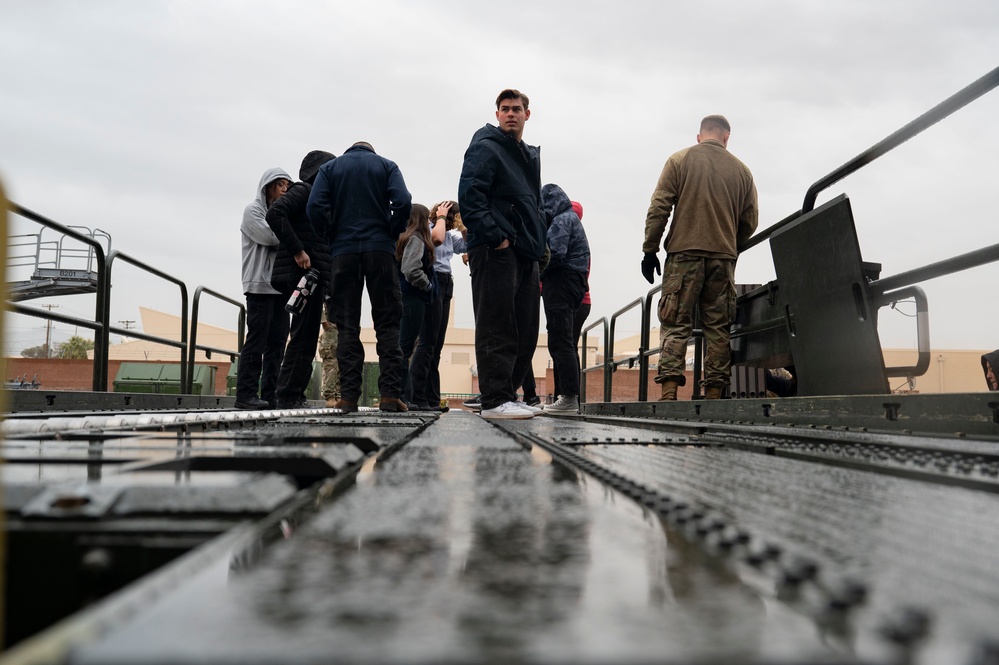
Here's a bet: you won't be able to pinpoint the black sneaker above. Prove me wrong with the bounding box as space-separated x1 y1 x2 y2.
462 396 481 411
235 397 270 410
525 396 541 407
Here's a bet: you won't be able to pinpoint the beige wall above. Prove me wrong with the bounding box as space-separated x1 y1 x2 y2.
882 348 992 394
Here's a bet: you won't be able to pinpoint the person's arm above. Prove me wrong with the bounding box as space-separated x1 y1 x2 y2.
400 237 431 291
386 162 413 237
545 214 570 270
306 165 334 239
450 229 467 255
736 180 759 251
266 184 309 266
457 144 506 249
642 158 679 254
241 202 280 246
430 215 447 247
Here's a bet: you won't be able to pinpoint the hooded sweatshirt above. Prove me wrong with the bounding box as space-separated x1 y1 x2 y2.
266 151 336 294
242 167 291 295
983 350 999 391
457 124 546 261
541 184 590 275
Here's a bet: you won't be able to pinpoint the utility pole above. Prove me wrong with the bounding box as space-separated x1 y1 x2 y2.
41 304 58 358
118 320 135 344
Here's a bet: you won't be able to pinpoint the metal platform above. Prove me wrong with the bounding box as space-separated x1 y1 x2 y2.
2 400 998 665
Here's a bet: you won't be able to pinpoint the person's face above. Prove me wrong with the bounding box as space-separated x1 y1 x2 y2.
987 362 997 390
267 179 291 205
496 97 529 141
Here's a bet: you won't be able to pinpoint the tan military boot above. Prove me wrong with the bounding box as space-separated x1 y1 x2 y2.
659 380 680 401
704 386 724 400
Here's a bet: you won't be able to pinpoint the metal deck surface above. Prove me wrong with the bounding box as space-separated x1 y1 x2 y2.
3 404 999 665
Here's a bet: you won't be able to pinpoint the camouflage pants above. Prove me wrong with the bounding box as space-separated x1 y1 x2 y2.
657 254 736 388
319 322 341 400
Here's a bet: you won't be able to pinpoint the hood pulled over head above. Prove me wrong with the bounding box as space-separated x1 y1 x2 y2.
541 183 573 219
299 150 335 184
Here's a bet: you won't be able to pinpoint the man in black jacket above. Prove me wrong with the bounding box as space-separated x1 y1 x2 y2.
307 142 413 413
458 89 547 420
266 149 335 409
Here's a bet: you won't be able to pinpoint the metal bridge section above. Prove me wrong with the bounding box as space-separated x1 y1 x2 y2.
5 215 110 302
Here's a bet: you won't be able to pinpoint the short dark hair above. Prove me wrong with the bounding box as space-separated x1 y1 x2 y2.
496 89 529 110
700 115 731 134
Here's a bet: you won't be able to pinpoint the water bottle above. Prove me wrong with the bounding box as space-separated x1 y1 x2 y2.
286 268 320 315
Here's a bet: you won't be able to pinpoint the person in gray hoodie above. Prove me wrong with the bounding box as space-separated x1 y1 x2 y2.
235 167 292 410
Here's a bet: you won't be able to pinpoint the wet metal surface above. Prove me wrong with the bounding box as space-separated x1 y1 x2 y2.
68 412 843 665
4 407 999 664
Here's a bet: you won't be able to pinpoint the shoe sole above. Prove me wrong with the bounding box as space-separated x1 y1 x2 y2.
480 413 534 420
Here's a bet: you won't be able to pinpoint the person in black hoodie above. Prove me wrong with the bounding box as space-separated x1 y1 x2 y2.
458 89 547 420
983 350 999 391
266 150 336 408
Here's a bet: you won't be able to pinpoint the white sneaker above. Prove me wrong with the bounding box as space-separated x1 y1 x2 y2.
480 400 535 420
545 395 579 413
518 401 544 414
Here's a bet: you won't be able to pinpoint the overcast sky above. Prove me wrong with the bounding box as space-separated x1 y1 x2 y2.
2 0 998 363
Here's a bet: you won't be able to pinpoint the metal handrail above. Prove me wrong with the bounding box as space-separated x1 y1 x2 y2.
104 250 189 392
5 202 109 391
579 317 608 404
801 66 999 215
605 298 644 403
187 286 246 394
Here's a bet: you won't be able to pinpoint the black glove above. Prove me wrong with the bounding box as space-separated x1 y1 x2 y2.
641 252 661 284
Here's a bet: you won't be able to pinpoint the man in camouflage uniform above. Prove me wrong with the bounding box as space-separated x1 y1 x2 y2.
641 115 758 400
319 301 340 407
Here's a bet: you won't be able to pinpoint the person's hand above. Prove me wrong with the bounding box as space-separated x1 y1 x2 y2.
641 252 661 284
495 239 510 250
295 251 311 270
435 201 452 223
461 253 469 266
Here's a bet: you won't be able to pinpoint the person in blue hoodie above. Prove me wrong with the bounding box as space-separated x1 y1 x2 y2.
457 89 547 420
236 167 293 410
540 184 590 413
307 142 412 413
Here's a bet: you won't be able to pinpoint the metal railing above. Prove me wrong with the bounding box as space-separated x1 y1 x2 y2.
188 286 245 394
102 250 190 392
5 203 110 391
5 200 244 394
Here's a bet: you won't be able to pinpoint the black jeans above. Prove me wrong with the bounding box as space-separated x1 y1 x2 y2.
410 271 452 406
469 245 540 411
275 285 323 404
399 290 428 403
553 302 591 396
329 252 403 402
236 293 289 405
542 270 586 397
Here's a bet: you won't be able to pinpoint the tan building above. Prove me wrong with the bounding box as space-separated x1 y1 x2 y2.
101 305 560 397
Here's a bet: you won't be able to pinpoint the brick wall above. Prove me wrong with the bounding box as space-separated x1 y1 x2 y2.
2 358 232 394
